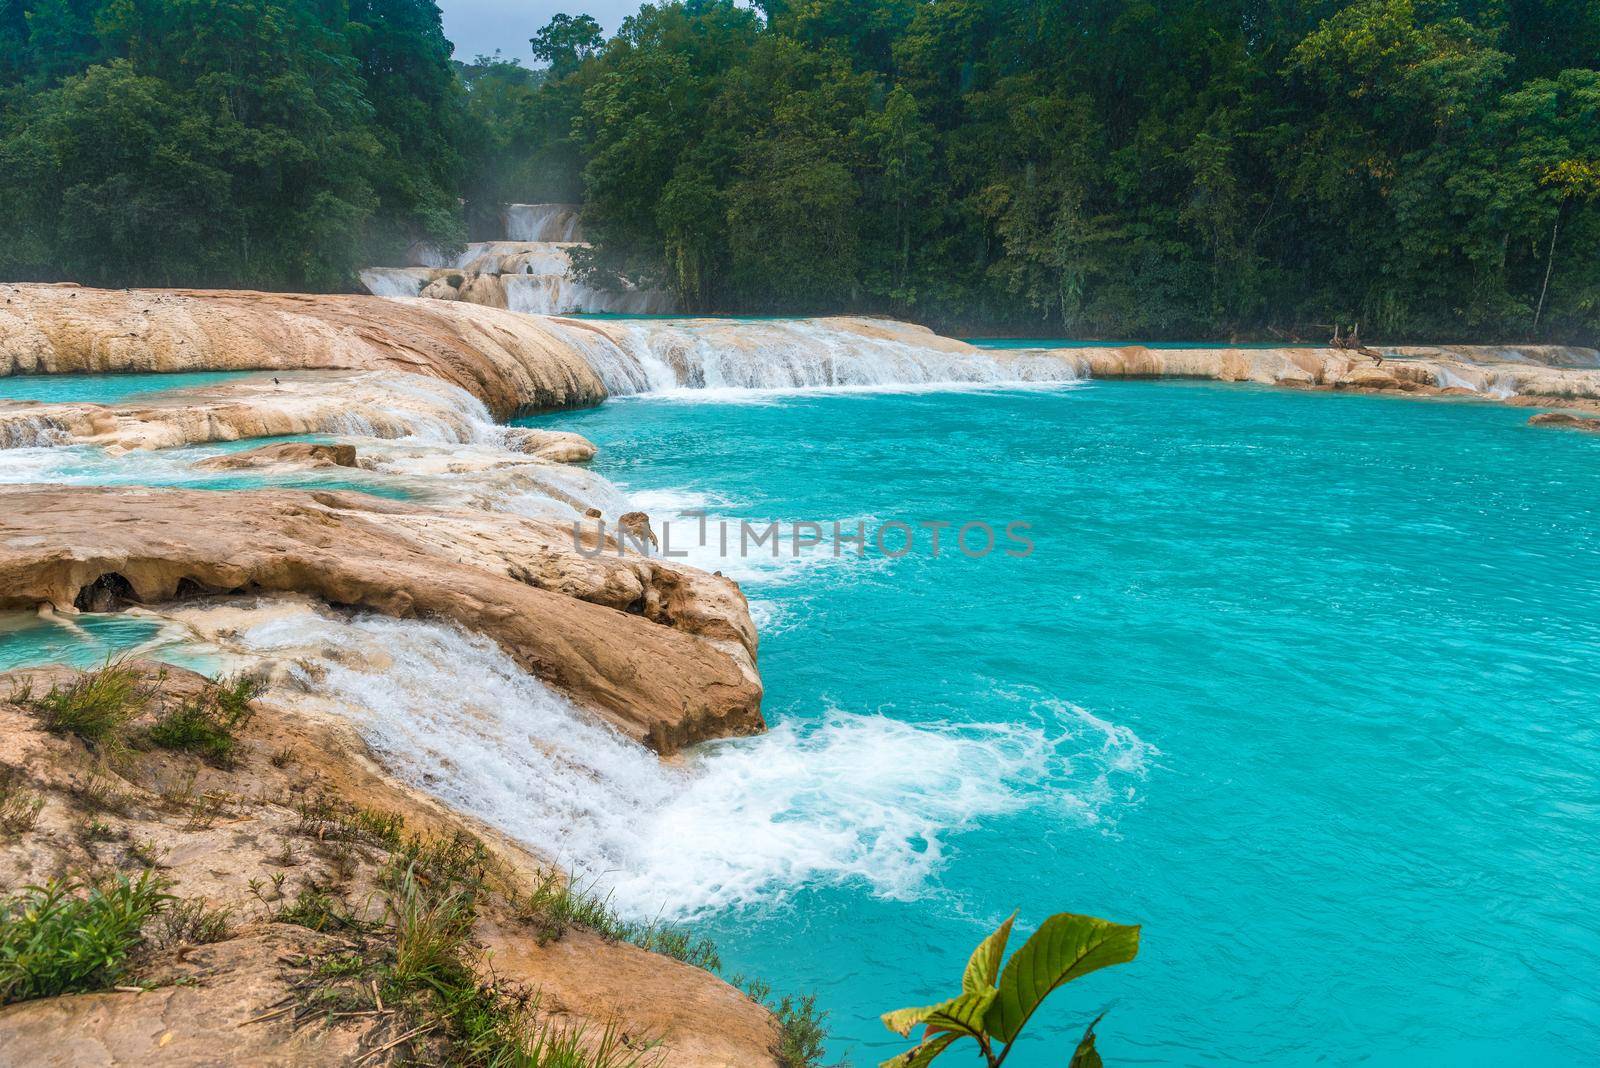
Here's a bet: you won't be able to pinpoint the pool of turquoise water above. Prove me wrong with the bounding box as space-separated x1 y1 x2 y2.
964 338 1314 349
0 371 251 403
0 612 218 675
528 382 1600 1066
0 436 410 499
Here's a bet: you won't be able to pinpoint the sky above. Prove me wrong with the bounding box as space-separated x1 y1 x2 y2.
438 0 640 65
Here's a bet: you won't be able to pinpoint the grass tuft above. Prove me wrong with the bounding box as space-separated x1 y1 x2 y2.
730 978 833 1068
67 773 133 815
0 869 171 1004
512 871 718 971
145 674 261 766
385 861 477 995
514 870 624 944
0 772 44 835
377 858 659 1067
152 898 233 947
276 885 374 934
17 662 155 754
295 797 406 851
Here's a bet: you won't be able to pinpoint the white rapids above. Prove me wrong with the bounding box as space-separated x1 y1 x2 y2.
198 602 1143 920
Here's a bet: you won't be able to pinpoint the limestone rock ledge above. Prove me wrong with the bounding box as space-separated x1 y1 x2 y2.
1528 411 1600 432
0 283 610 419
195 441 360 470
0 663 782 1067
0 486 763 754
1027 342 1600 403
0 370 504 452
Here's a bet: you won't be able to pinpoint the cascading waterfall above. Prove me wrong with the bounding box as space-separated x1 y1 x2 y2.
534 318 1085 397
502 203 584 243
358 267 430 298
502 273 673 316
361 238 674 315
1433 364 1514 398
0 414 71 449
360 202 672 313
220 604 1134 919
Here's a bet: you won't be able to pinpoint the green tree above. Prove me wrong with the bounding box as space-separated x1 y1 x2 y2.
531 12 604 77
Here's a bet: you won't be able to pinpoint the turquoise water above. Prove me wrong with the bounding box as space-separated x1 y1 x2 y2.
964 338 1313 349
529 382 1600 1066
0 439 410 499
0 371 250 403
0 612 218 674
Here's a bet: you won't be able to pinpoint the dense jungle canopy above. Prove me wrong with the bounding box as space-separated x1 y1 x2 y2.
2 0 1597 340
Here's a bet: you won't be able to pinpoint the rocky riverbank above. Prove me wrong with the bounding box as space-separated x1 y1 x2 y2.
0 283 796 1063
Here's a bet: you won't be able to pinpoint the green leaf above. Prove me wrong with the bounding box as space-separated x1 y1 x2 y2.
881 989 995 1039
1069 1012 1107 1068
961 910 1016 993
878 1032 960 1068
924 989 996 1037
882 1003 940 1038
981 913 1139 1044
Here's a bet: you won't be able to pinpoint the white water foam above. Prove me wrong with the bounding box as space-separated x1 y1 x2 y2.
358 267 430 299
503 273 672 316
227 606 1150 920
535 318 1085 398
503 203 584 243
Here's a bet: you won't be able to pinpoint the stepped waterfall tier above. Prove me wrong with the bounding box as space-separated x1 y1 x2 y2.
360 203 674 315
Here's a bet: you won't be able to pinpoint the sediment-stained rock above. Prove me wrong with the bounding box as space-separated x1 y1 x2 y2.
1032 342 1600 402
1528 411 1600 432
0 487 762 753
6 283 1600 410
196 441 360 469
502 426 598 463
0 928 377 1067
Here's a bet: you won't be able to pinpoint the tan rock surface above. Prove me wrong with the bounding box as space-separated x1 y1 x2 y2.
0 929 375 1067
0 284 608 418
0 487 762 754
195 441 359 470
1039 342 1600 402
0 370 496 451
503 427 598 463
1528 411 1600 431
480 920 782 1068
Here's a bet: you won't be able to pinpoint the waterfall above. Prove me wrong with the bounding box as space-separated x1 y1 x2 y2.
0 413 71 449
536 318 1085 397
359 268 431 299
362 238 675 314
503 203 584 242
221 604 1086 919
503 273 675 317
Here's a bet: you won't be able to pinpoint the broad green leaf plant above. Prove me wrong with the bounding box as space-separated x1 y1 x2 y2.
879 912 1139 1068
